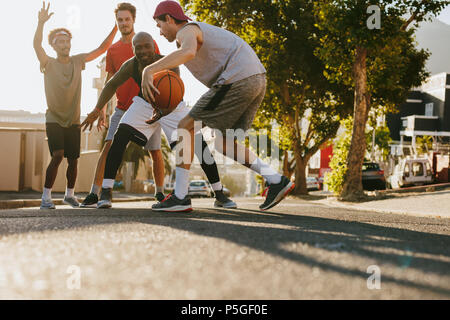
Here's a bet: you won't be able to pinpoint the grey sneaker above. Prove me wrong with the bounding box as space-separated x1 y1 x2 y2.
259 176 295 211
151 193 192 212
40 198 55 210
214 190 237 209
64 196 80 208
97 188 112 209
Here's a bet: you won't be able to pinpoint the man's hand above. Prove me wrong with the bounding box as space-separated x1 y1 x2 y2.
38 2 54 24
81 108 101 132
142 67 160 105
96 110 107 132
145 109 163 125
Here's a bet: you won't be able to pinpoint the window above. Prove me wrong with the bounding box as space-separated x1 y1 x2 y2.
404 164 410 177
426 162 432 176
412 162 424 177
425 103 434 117
362 163 380 171
189 181 206 187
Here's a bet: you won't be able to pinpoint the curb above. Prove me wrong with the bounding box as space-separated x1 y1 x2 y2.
315 198 450 219
0 197 154 210
380 182 450 194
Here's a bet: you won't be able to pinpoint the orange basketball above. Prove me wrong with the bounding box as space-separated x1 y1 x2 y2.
153 70 185 112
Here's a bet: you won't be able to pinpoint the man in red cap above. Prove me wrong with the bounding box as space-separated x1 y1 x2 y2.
143 1 294 212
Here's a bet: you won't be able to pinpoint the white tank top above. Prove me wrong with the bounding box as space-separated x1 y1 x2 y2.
180 21 266 88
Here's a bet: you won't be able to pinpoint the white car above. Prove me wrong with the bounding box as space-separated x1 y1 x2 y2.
188 180 212 198
388 157 433 189
306 177 320 191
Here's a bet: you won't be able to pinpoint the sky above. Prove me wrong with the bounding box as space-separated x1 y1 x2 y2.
1 1 450 116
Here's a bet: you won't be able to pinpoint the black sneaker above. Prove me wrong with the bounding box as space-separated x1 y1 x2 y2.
97 188 112 209
151 193 192 212
80 193 98 208
259 176 295 211
155 192 166 202
214 189 237 209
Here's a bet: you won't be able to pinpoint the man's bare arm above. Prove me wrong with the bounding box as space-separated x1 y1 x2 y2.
81 25 118 63
94 59 133 111
96 72 114 130
141 25 199 103
81 59 134 131
33 2 54 70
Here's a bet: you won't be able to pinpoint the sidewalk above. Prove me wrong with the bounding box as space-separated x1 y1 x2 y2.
0 191 154 209
316 189 450 219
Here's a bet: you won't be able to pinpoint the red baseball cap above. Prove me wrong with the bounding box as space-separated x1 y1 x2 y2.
153 1 192 21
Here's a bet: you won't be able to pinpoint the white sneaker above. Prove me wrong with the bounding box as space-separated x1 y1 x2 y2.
63 196 80 208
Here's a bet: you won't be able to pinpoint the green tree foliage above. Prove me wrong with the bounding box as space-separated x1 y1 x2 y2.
314 0 448 200
181 0 353 195
325 118 353 195
366 125 392 161
416 135 433 155
119 136 172 180
221 174 247 197
121 142 149 179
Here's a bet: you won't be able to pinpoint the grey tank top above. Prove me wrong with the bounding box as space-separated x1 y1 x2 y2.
181 22 266 88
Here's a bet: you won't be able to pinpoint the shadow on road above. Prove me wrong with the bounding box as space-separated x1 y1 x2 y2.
1 204 449 296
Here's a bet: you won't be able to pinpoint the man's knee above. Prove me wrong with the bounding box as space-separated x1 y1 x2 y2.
51 150 64 163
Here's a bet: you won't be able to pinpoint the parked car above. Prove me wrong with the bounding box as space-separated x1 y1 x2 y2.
362 162 386 191
387 157 433 189
317 176 325 190
306 177 320 191
188 180 212 198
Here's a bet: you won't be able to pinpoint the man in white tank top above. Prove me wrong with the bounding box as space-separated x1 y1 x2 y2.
144 1 294 212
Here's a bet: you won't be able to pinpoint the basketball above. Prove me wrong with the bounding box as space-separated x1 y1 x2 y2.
152 70 185 112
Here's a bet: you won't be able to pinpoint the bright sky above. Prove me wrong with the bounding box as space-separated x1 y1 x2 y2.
1 1 450 116
0 0 207 116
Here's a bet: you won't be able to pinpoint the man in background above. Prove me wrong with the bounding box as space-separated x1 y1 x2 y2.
80 2 166 207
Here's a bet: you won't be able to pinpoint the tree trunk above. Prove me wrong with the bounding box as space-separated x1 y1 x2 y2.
282 150 295 179
340 46 370 201
291 143 308 195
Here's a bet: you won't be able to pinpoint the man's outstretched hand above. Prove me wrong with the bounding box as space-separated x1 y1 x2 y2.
38 2 54 23
81 108 101 132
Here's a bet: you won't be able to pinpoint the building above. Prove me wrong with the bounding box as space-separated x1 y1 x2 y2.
387 73 450 156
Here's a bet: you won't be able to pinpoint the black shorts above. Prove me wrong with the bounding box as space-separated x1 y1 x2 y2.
46 123 81 159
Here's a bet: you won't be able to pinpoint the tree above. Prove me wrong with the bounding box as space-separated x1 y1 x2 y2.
416 135 433 155
181 0 353 195
325 118 353 195
314 0 447 201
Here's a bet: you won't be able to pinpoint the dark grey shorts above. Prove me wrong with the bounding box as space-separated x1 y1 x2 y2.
189 73 266 134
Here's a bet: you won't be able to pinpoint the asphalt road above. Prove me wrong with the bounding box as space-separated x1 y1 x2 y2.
0 197 449 299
